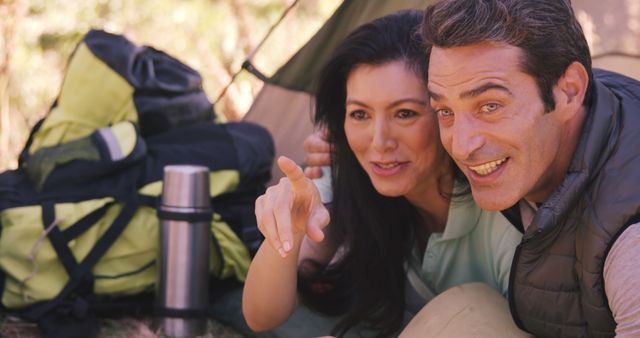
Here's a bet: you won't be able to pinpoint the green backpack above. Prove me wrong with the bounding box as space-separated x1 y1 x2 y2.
0 29 273 337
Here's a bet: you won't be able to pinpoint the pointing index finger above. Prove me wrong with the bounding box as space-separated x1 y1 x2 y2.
277 156 312 193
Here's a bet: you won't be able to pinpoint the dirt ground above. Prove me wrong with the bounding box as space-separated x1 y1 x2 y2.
0 315 246 338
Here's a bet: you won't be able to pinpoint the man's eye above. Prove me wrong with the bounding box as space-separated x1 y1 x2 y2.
349 110 368 120
480 103 500 114
436 109 453 119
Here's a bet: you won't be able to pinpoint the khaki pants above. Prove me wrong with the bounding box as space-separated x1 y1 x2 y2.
400 283 533 338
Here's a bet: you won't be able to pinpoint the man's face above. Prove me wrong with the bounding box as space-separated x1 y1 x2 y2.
428 42 570 211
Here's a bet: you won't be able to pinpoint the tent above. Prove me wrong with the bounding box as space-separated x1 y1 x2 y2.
241 0 640 185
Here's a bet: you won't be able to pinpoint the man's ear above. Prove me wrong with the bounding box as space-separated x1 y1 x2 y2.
554 61 589 119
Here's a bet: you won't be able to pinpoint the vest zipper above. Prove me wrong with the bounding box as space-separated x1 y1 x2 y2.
508 242 527 331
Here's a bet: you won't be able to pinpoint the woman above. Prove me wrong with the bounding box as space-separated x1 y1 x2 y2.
243 10 523 338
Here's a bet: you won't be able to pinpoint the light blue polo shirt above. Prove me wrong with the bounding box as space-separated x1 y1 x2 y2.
404 183 521 313
312 169 522 314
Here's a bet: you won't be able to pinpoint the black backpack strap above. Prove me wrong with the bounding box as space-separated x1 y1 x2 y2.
24 197 139 337
41 202 78 275
60 201 115 242
137 194 158 208
40 200 120 289
37 305 100 338
18 117 46 166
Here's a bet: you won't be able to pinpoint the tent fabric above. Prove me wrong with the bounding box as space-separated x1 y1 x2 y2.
268 0 432 93
245 83 316 183
243 0 640 185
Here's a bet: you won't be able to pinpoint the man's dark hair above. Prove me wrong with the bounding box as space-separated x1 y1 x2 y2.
422 0 594 112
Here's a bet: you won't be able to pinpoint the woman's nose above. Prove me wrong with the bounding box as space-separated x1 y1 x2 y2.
371 118 397 152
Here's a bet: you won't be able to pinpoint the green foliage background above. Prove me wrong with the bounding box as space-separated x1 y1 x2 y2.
0 0 340 170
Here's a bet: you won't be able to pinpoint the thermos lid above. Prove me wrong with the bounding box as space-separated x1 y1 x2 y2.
161 165 211 209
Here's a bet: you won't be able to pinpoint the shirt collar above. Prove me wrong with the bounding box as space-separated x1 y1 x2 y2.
439 181 481 241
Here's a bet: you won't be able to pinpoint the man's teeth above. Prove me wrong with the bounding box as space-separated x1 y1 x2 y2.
469 158 507 176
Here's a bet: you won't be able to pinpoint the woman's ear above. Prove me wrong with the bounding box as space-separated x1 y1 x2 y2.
553 61 589 119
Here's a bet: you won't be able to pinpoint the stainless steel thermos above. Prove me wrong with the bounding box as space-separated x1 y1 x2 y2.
157 165 211 338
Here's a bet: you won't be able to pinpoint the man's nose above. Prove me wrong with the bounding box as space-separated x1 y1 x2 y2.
450 114 484 161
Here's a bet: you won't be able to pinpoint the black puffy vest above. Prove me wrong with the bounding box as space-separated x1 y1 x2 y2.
509 70 640 338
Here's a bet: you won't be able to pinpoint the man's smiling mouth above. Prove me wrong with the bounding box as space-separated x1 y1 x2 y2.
468 158 508 176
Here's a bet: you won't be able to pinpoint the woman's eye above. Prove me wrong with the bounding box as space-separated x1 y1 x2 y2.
397 109 417 119
480 103 500 114
349 110 368 120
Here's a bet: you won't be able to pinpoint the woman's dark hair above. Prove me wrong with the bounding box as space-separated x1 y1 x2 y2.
298 9 434 337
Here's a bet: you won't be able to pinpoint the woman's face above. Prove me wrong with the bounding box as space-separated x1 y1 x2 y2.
344 61 448 200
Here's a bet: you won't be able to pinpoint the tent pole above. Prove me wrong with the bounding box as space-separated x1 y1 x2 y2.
213 0 301 106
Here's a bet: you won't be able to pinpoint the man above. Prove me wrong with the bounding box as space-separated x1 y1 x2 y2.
305 0 640 336
420 0 640 337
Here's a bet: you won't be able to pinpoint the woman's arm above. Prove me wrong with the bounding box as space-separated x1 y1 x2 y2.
242 156 331 332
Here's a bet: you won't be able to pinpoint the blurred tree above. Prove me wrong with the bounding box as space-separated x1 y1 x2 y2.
1 0 28 171
0 0 340 171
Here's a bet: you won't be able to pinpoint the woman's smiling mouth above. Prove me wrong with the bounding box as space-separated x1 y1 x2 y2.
371 161 408 176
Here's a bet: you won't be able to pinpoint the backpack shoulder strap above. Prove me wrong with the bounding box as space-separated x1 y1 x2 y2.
21 197 140 337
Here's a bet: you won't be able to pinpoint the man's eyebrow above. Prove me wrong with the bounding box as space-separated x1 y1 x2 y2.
428 89 443 101
460 82 513 99
429 82 513 102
